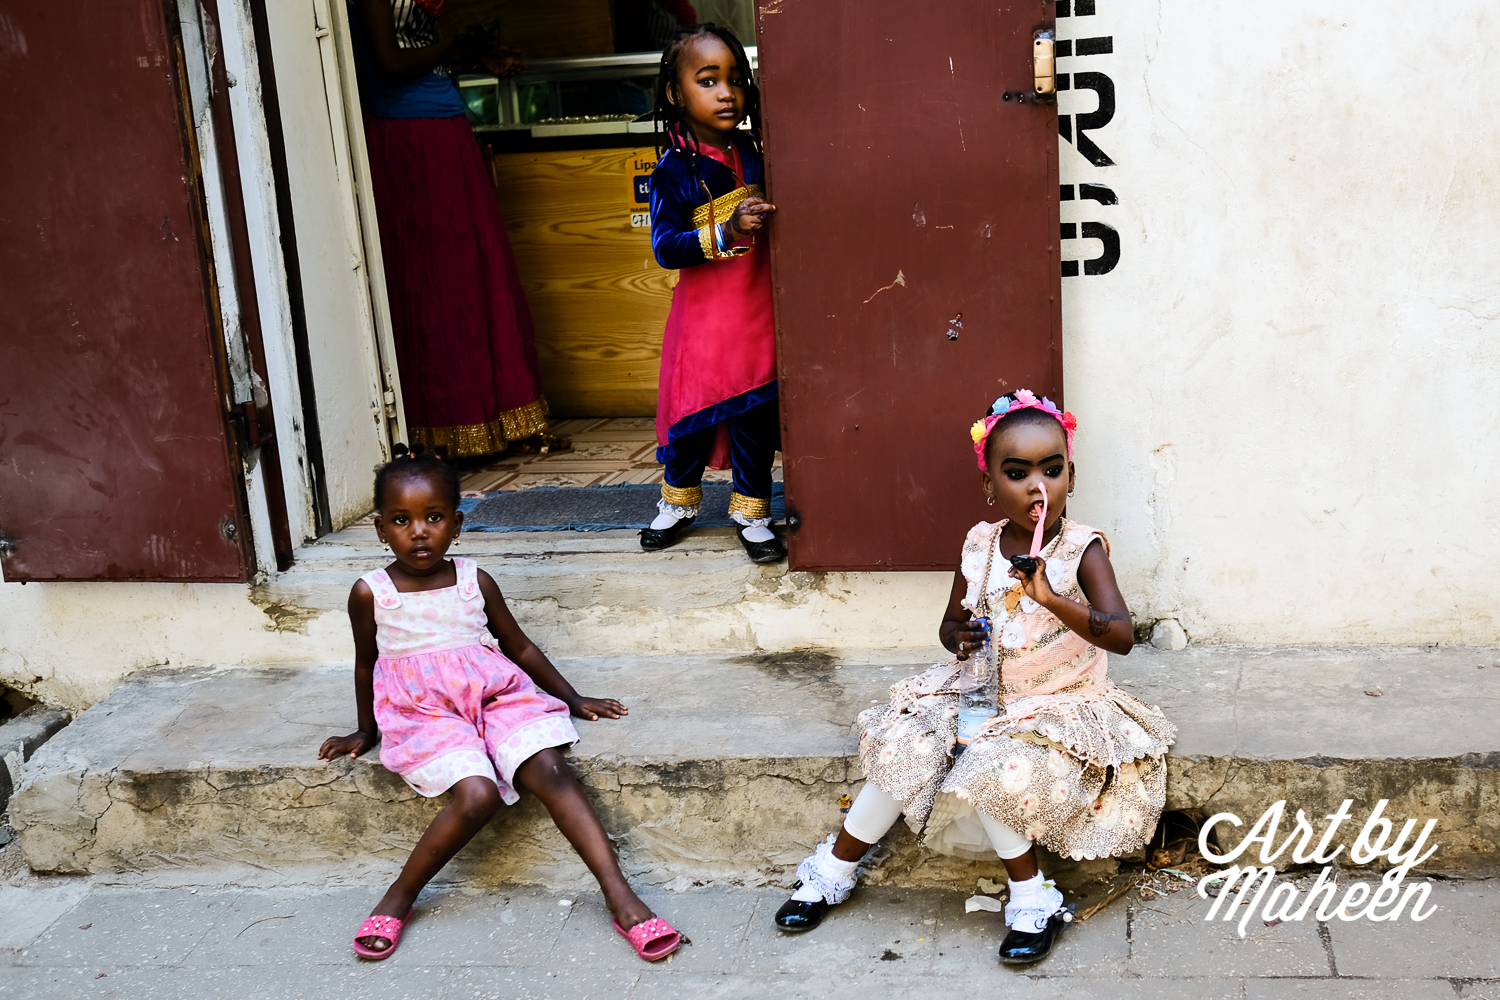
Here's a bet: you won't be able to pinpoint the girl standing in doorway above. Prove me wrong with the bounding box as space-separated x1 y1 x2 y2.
773 392 1176 966
349 0 550 458
640 25 783 563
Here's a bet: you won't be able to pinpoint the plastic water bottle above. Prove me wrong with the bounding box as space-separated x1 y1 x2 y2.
954 618 998 758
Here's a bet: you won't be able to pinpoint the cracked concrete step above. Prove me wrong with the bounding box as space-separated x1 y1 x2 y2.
0 704 72 813
257 525 953 659
11 647 1498 886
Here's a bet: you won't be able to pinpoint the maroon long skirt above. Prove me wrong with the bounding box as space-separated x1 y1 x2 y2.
363 113 548 457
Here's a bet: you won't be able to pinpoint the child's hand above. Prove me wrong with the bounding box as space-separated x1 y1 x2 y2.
729 197 776 237
942 617 990 660
319 730 377 761
569 697 628 722
1009 557 1057 607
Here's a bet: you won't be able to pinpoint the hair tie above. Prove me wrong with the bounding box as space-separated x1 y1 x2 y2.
969 388 1077 471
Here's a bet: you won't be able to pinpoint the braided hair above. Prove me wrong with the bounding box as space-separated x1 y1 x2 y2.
372 443 460 512
653 23 762 168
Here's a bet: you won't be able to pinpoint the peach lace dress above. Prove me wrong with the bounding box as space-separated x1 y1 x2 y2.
855 519 1176 860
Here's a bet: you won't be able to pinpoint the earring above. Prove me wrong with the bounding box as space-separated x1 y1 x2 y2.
381 541 389 552
986 495 995 506
453 534 461 547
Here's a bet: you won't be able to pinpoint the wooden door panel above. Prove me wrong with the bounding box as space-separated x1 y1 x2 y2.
759 1 1062 570
0 2 250 581
491 147 671 417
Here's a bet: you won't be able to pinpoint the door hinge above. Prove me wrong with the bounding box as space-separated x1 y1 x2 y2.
229 399 276 451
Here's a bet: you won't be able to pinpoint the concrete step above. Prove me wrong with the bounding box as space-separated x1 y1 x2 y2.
11 646 1498 889
257 525 952 660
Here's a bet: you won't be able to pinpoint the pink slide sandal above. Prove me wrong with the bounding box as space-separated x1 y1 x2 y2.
352 909 413 960
614 916 683 961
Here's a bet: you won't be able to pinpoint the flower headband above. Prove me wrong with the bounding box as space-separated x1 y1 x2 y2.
969 388 1077 471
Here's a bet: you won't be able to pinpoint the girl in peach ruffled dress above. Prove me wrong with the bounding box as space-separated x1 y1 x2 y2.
773 390 1175 967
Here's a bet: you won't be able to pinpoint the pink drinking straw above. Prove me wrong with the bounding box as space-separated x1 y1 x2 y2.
1029 487 1050 558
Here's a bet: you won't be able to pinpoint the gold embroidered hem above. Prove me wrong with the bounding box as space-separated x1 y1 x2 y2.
408 397 550 459
727 492 771 519
661 483 704 506
696 223 717 258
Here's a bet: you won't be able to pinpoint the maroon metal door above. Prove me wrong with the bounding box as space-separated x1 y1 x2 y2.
758 1 1062 570
0 2 252 581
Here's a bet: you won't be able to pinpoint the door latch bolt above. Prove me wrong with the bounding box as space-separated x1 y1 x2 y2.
1033 29 1057 98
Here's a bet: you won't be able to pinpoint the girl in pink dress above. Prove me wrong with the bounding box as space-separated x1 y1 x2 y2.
319 445 681 963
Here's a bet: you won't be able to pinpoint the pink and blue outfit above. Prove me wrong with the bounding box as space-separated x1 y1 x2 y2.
649 132 778 523
363 557 577 801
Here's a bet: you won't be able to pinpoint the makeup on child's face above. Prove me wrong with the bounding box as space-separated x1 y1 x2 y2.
985 422 1072 530
373 477 462 575
673 36 747 138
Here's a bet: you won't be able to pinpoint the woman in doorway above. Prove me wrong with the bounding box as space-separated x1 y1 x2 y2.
349 0 548 458
641 24 783 563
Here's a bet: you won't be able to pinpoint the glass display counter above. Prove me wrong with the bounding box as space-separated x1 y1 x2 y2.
458 48 757 139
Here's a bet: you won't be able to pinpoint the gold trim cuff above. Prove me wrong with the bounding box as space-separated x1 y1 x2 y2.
727 492 771 519
691 183 765 229
661 483 703 506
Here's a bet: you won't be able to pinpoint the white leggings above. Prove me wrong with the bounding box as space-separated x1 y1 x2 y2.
842 783 1033 860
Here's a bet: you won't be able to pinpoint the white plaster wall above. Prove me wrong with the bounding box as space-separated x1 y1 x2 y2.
1056 0 1500 643
0 584 350 712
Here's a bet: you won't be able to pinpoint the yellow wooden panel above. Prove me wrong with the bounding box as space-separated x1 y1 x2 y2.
492 146 671 418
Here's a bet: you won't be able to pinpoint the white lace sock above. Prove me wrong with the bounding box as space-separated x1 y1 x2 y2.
731 510 775 543
650 498 700 530
789 834 861 903
1005 872 1065 933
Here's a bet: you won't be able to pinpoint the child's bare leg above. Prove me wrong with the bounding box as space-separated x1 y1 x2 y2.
1000 846 1040 881
514 748 653 929
831 827 872 862
361 775 500 951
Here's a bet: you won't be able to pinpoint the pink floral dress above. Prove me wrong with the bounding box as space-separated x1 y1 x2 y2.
364 557 577 803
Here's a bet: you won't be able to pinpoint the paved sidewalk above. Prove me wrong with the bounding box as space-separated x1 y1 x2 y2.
1 870 1495 999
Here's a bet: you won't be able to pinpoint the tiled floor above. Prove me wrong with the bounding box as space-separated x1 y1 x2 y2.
457 417 780 495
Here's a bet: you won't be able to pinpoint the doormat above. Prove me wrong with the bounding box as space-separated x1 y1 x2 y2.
460 482 785 532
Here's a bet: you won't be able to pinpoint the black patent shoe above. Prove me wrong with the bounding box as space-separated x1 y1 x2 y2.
774 892 829 933
640 515 695 551
738 527 786 563
999 909 1070 965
